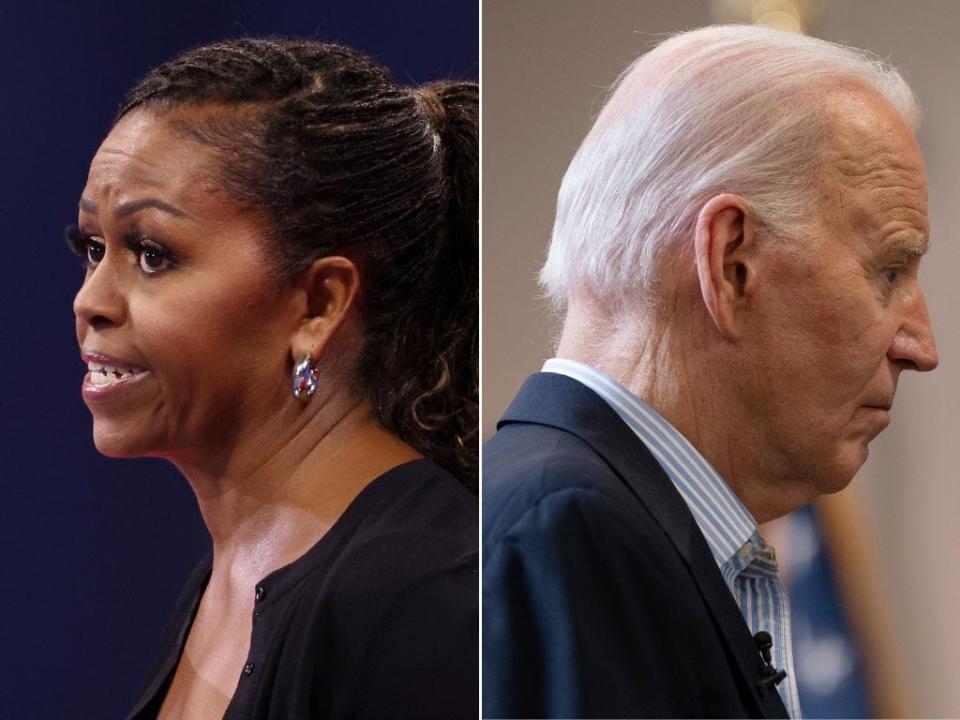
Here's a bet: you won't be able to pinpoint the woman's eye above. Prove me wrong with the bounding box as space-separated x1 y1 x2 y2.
138 244 173 274
86 239 105 266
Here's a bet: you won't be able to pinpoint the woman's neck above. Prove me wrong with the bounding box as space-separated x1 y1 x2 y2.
171 396 421 596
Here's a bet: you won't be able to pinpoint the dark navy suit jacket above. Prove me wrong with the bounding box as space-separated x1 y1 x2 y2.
482 373 790 719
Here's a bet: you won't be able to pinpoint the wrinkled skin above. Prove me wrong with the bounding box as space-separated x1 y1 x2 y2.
734 88 938 503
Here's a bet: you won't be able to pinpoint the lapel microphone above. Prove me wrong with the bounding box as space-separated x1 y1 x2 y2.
753 631 787 693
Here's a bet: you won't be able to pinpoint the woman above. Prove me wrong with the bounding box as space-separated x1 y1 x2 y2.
69 38 477 719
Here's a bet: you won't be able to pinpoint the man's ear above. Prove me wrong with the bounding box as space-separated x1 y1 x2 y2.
693 193 757 340
290 256 360 362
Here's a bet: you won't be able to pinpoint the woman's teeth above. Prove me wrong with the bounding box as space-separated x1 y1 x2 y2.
87 361 146 385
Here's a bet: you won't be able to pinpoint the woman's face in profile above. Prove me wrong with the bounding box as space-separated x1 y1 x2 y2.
74 108 300 461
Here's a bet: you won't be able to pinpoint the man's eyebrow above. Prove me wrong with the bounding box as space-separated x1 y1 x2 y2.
883 234 929 258
78 196 192 220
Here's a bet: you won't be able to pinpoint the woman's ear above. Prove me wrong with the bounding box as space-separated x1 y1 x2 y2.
290 256 360 362
693 193 758 340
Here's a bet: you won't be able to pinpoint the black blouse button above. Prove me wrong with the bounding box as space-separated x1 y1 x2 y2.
243 662 255 676
255 585 266 602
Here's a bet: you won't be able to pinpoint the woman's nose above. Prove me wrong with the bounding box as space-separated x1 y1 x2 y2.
73 257 128 331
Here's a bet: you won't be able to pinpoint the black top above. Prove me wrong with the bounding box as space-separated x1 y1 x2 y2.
127 459 478 720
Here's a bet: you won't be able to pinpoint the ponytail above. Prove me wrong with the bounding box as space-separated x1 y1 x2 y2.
380 81 478 489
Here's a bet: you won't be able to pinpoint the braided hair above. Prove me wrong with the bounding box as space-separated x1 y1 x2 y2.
119 39 478 488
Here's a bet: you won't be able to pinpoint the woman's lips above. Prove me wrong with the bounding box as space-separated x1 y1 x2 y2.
80 349 151 402
81 349 147 371
81 369 152 401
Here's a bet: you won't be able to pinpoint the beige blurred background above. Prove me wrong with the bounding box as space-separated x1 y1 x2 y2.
483 0 960 715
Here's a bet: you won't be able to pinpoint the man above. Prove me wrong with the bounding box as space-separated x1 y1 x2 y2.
483 25 938 719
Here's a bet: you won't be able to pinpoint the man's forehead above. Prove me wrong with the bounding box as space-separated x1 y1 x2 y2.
821 87 925 177
816 87 927 238
820 169 929 250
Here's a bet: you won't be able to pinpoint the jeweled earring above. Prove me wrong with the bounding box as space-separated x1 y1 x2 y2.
292 355 319 402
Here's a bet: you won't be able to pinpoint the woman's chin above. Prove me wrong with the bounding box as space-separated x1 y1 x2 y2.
91 423 155 458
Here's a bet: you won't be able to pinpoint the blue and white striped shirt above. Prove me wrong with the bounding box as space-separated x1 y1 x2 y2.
543 358 802 718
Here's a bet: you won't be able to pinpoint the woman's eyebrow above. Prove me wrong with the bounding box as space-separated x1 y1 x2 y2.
79 196 193 220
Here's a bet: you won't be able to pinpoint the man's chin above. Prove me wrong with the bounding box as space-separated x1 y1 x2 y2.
818 443 869 495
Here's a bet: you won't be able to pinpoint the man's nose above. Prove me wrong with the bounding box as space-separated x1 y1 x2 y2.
888 290 939 372
73 258 127 331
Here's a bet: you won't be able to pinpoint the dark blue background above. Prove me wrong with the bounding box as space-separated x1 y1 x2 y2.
0 2 476 717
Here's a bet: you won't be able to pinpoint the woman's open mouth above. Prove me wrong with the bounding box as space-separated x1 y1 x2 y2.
86 359 148 386
80 351 151 401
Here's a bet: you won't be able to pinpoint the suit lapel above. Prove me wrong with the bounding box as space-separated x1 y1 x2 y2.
500 373 790 719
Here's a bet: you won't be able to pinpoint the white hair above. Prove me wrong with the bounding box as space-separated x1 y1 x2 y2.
540 24 919 310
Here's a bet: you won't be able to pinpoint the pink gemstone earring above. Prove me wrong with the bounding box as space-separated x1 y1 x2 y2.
292 355 319 402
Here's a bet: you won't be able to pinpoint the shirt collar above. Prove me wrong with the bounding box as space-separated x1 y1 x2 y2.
542 358 757 567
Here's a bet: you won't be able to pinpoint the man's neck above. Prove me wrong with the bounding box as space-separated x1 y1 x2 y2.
556 299 813 524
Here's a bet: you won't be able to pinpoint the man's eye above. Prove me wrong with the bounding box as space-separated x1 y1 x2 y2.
884 267 901 283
